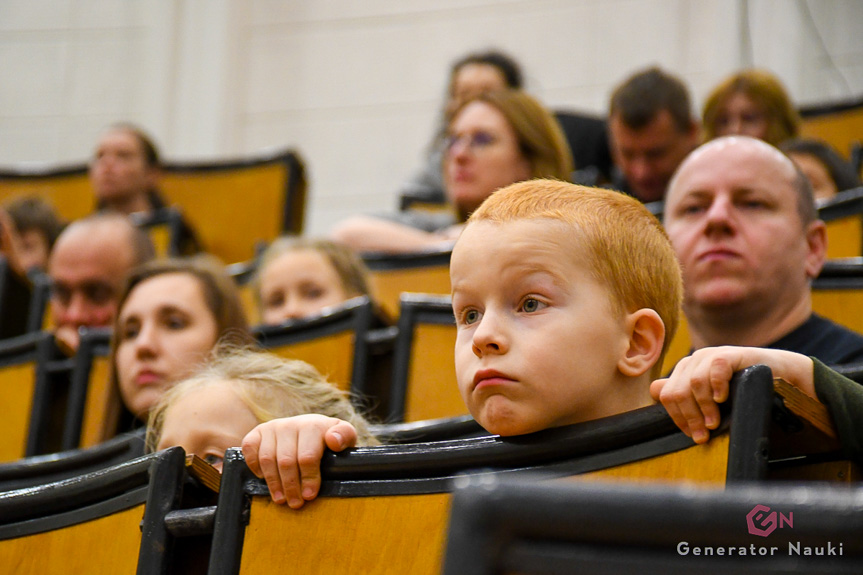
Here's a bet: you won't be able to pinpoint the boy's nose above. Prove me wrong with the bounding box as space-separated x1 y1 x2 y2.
471 314 508 357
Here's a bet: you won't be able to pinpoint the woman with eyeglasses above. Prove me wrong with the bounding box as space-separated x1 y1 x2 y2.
330 89 573 253
702 69 800 147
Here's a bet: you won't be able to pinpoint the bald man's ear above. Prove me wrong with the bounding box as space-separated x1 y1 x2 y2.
618 308 665 377
804 220 827 279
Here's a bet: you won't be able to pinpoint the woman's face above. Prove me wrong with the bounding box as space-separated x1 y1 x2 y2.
259 249 350 324
444 101 532 218
789 151 838 201
156 381 259 472
714 91 769 140
115 273 220 417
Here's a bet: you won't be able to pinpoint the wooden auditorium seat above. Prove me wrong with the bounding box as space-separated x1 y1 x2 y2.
0 428 144 492
252 296 381 400
0 147 306 265
818 187 863 259
387 293 462 422
0 331 57 463
201 364 854 575
160 148 306 264
370 414 485 444
810 258 863 335
362 247 451 320
442 475 863 575
226 258 260 326
0 446 217 573
0 164 91 222
61 328 118 450
800 95 863 170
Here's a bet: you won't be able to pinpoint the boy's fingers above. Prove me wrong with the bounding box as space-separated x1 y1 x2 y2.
649 378 667 402
272 428 303 508
260 427 294 506
324 421 358 452
662 401 692 439
296 426 327 503
240 428 264 478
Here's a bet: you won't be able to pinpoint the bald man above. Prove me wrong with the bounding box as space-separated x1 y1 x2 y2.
48 213 154 350
663 135 863 365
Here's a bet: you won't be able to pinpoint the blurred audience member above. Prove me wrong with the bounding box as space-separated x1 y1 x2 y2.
607 66 699 203
90 123 166 217
396 49 524 206
48 213 155 350
0 196 66 274
781 138 861 202
331 89 572 253
702 69 800 146
146 345 378 471
256 237 373 324
90 122 199 253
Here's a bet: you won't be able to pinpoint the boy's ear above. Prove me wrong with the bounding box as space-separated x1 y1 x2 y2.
617 309 665 377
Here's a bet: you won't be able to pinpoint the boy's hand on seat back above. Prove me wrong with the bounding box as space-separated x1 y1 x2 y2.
651 346 815 444
241 414 358 509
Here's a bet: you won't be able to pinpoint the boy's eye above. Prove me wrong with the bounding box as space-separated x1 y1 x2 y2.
521 298 546 313
462 309 481 325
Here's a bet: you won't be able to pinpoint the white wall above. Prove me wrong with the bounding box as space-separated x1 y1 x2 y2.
1 0 861 240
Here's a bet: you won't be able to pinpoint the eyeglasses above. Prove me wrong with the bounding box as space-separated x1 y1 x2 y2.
444 131 498 154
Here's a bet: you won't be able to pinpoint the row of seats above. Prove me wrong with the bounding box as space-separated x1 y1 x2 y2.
5 240 863 464
0 291 461 464
0 147 306 265
0 363 857 572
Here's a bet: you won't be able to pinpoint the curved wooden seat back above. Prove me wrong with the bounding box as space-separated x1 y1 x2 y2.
442 476 863 575
388 294 462 422
0 429 145 492
0 332 54 463
252 297 377 397
812 263 863 335
160 149 306 264
363 249 451 320
0 447 208 574
61 329 119 451
800 96 863 169
0 166 91 222
819 187 863 259
226 259 260 327
204 364 849 575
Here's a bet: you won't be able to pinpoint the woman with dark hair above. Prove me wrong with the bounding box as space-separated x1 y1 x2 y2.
396 49 525 205
110 256 250 428
781 138 861 202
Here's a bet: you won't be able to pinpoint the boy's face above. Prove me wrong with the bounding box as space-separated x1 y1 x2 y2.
450 219 633 436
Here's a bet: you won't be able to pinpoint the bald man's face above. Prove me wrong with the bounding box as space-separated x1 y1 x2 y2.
48 223 136 349
664 138 825 319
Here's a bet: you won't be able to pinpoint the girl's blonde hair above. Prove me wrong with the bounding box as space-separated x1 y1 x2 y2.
146 342 379 452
